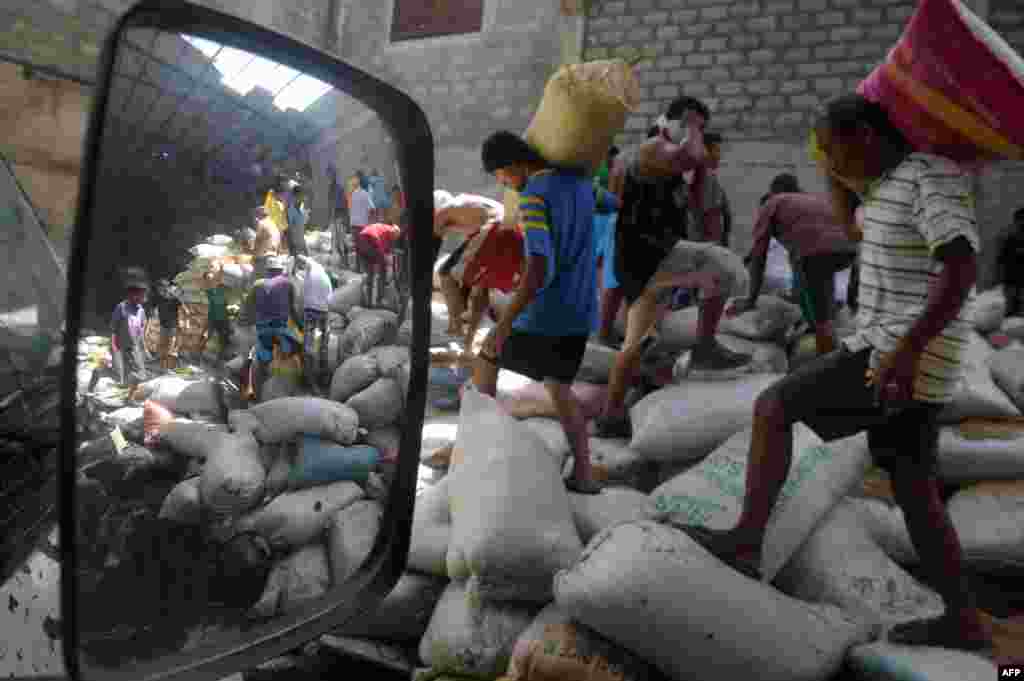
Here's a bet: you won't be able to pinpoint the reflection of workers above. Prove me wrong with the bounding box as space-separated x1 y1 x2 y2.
110 268 151 389
240 256 299 403
152 279 181 371
252 206 281 282
202 269 233 361
296 255 333 394
684 93 991 652
356 222 402 307
474 130 603 495
731 173 857 355
285 183 309 257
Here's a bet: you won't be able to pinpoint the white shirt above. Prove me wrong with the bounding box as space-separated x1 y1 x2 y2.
350 188 375 227
302 258 333 312
843 153 979 404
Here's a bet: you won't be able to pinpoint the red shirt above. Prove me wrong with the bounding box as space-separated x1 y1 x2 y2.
750 193 856 261
359 223 402 255
462 223 524 293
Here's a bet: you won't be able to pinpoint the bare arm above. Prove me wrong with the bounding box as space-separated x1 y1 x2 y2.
901 236 977 353
496 254 546 330
643 122 706 176
823 167 863 243
745 203 776 305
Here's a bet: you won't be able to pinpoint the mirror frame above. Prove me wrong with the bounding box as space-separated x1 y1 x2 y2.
58 2 435 680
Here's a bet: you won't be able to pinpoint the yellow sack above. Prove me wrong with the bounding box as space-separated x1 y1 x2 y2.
503 188 521 227
524 59 640 174
264 190 288 232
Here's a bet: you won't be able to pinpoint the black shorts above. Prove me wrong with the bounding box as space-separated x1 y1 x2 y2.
765 346 942 475
798 251 856 324
487 331 588 384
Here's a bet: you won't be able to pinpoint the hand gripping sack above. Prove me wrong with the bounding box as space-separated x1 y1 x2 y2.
629 374 782 462
230 397 360 445
446 391 583 603
856 0 1024 164
233 481 364 552
199 432 267 518
646 426 870 582
524 59 640 173
552 521 873 681
418 581 538 681
773 498 945 629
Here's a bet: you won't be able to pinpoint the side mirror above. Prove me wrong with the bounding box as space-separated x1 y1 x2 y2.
59 2 433 680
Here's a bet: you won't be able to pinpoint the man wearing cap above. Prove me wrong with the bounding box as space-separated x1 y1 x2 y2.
240 256 299 402
152 279 182 371
295 255 333 394
111 268 151 390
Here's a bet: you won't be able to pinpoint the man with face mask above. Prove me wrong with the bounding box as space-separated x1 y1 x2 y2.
471 131 615 494
594 96 752 438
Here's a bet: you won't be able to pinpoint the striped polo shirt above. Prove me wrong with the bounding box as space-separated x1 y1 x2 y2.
843 153 979 404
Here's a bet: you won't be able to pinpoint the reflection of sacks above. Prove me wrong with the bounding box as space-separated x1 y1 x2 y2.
507 604 655 681
365 426 401 463
988 346 1024 411
337 309 399 364
938 332 1021 422
973 287 1007 333
251 544 331 619
333 572 446 643
328 277 365 315
158 419 231 459
137 375 222 416
446 392 582 603
937 421 1024 482
774 499 944 629
327 499 382 585
418 582 538 680
629 374 782 461
524 59 640 173
233 481 364 552
719 295 802 342
409 476 452 577
646 426 870 582
291 437 379 487
229 397 360 445
331 354 379 402
261 373 300 401
199 432 267 518
159 477 203 524
553 521 873 681
347 378 404 429
856 0 1024 163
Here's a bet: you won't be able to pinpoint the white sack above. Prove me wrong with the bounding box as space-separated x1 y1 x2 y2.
233 481 364 552
409 476 452 577
159 477 203 524
199 432 267 518
587 437 659 491
717 333 789 374
849 498 918 565
569 487 648 543
774 499 944 628
576 342 618 384
328 278 365 315
938 332 1021 423
656 306 700 352
972 286 1006 334
337 309 399 363
629 374 783 461
251 544 331 619
947 482 1024 573
937 426 1024 482
370 345 410 378
138 376 222 416
230 397 359 445
347 378 404 429
520 417 570 467
418 581 538 680
647 427 870 581
261 374 300 401
553 521 873 681
366 426 401 462
327 499 382 585
719 295 802 341
846 642 998 681
988 346 1024 411
332 572 446 643
446 391 583 602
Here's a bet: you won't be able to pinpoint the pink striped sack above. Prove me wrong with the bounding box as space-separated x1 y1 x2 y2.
858 0 1024 164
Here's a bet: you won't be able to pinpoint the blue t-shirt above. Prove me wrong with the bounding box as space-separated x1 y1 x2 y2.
513 170 615 337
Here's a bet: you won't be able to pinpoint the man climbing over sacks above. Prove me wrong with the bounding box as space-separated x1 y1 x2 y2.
594 95 753 438
681 93 993 652
239 256 299 404
729 172 857 356
468 130 611 494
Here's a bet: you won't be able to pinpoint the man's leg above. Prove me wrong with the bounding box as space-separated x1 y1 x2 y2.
470 327 500 397
301 310 320 395
598 287 625 345
597 294 660 434
439 271 467 336
463 286 489 354
317 313 330 390
545 380 600 493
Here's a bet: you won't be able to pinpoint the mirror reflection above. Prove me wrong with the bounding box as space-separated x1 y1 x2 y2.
75 26 410 669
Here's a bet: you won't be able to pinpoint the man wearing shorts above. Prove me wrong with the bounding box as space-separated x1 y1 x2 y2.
355 222 402 307
595 96 752 438
684 93 991 651
472 130 603 494
730 173 857 355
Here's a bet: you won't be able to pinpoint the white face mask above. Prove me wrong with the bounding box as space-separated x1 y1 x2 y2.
655 114 687 145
